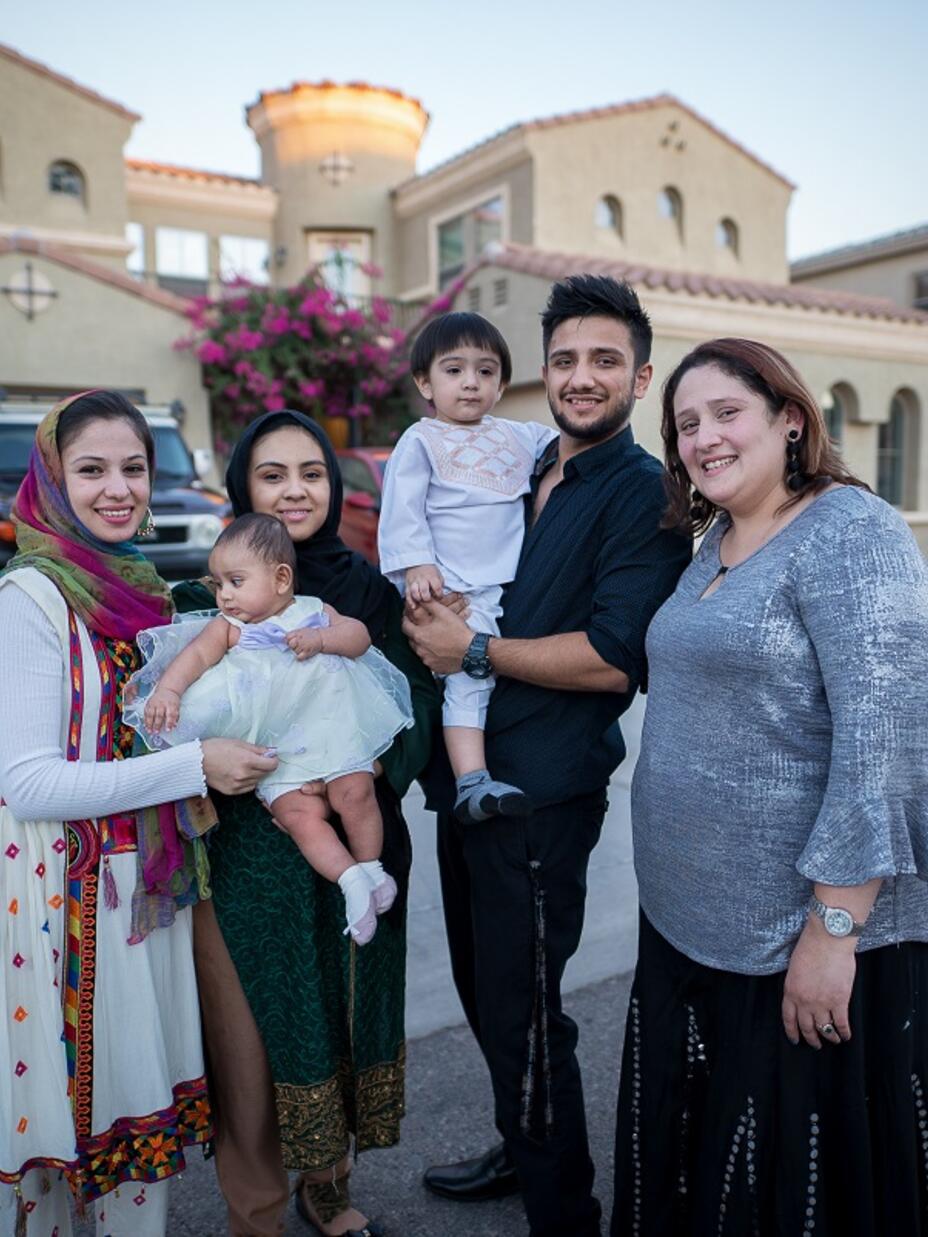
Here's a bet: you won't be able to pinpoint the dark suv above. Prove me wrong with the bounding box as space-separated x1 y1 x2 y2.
0 404 231 577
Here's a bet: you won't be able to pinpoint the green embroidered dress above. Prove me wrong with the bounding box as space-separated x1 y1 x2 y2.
174 581 437 1169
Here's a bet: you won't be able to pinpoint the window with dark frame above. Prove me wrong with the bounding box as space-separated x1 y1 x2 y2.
48 160 84 200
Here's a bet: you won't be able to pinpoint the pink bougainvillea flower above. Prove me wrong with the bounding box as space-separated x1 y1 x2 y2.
265 312 291 335
264 394 286 411
226 326 265 352
299 380 325 400
197 340 228 365
360 376 390 399
359 261 384 278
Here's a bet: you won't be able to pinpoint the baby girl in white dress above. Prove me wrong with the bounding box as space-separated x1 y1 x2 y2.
124 512 412 944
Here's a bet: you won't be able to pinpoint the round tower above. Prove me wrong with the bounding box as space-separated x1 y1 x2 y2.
246 81 429 293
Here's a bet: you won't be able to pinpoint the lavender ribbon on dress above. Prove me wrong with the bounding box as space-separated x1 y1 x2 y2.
236 610 330 651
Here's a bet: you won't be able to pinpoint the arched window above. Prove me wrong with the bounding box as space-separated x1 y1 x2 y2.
821 382 858 449
48 160 85 202
877 390 921 508
715 218 739 256
595 194 623 238
821 389 845 447
657 186 683 238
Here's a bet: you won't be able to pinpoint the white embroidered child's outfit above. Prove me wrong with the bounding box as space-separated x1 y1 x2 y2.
378 416 556 727
123 596 413 806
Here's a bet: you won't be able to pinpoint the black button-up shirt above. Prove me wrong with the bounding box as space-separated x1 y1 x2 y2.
483 425 691 809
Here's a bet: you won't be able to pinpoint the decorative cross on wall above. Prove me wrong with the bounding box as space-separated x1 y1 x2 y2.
2 263 59 321
319 151 355 187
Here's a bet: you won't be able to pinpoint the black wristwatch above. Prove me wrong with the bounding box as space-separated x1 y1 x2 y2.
461 632 493 680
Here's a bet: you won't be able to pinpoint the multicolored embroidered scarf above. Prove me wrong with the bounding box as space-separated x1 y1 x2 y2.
3 393 216 939
6 393 173 640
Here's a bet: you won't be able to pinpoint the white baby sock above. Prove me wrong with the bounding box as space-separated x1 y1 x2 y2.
337 864 377 944
359 859 397 914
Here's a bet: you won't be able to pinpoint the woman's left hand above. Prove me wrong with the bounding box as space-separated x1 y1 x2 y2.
782 915 857 1049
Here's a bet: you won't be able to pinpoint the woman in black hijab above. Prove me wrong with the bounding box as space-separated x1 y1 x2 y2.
177 412 439 1237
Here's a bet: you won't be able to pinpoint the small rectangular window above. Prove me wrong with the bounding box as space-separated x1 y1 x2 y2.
438 216 465 289
155 228 209 279
125 222 145 276
914 271 928 311
467 285 481 312
493 277 508 308
219 235 270 285
474 196 503 251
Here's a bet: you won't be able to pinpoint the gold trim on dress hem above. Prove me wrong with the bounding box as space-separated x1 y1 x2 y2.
276 1046 406 1172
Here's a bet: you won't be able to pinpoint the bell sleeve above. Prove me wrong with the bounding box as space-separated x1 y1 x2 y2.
795 506 928 885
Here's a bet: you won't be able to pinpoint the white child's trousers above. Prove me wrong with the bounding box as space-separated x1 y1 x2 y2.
442 585 503 730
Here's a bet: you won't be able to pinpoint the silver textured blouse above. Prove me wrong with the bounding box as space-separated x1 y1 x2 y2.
632 486 928 974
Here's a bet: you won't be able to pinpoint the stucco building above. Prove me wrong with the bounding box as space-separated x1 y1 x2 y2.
2 41 927 543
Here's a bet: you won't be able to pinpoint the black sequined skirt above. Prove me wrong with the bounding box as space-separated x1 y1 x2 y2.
611 912 928 1237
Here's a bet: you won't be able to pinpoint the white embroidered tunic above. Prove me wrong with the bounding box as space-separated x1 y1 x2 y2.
378 416 557 592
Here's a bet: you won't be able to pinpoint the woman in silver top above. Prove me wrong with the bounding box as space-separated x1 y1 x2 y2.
611 339 928 1237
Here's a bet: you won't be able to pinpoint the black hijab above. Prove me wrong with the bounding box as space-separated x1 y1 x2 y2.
225 410 396 640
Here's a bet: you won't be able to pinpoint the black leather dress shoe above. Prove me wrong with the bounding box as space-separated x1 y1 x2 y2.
423 1142 521 1202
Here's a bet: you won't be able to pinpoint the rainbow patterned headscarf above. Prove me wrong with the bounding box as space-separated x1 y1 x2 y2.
5 393 173 639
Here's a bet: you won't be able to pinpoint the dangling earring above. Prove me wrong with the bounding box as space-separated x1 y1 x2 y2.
137 507 156 538
785 429 804 493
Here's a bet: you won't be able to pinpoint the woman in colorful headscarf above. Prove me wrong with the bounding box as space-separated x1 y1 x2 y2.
174 411 440 1237
0 391 277 1236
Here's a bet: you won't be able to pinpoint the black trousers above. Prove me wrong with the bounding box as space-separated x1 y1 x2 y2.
436 788 608 1237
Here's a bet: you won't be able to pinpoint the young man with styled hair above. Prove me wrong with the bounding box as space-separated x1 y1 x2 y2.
405 275 691 1237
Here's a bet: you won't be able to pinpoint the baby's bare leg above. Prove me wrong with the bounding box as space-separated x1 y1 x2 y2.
271 789 356 882
325 772 383 861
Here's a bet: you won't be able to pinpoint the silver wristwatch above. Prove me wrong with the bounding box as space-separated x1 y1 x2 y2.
808 894 865 938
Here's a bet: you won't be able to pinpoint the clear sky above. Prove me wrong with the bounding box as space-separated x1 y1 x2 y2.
3 0 924 260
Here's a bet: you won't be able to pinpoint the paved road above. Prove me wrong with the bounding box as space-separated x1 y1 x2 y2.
74 700 646 1235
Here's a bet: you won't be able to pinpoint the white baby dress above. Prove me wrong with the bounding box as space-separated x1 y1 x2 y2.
123 595 413 806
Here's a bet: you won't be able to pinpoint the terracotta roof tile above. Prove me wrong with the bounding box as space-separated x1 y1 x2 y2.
0 235 188 314
0 41 140 122
472 242 928 324
400 93 794 193
125 158 265 189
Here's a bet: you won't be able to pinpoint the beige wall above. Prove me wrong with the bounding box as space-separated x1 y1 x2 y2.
528 103 791 284
0 253 211 452
0 56 133 264
792 246 928 310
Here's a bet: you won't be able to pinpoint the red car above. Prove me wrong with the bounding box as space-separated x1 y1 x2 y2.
335 447 391 564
